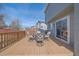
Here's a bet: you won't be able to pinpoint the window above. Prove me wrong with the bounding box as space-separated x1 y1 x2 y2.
55 15 70 44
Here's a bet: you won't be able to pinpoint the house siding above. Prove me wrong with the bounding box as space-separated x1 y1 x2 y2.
74 4 79 55
45 3 79 55
45 3 74 47
45 3 72 23
70 12 74 47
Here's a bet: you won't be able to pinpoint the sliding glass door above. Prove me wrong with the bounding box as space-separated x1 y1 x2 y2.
55 16 70 44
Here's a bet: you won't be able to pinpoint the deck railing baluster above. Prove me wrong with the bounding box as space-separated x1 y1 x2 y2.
0 35 1 49
0 30 25 51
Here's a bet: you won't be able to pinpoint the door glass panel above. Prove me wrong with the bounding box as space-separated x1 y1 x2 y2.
56 19 68 41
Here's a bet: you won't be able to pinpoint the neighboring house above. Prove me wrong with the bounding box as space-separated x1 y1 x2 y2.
36 21 47 31
45 3 79 55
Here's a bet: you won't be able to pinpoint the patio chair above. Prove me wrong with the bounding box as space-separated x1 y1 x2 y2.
44 30 51 41
35 30 44 47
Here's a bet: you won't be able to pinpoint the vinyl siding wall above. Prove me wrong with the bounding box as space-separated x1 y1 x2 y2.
45 3 72 23
45 3 74 47
74 4 79 56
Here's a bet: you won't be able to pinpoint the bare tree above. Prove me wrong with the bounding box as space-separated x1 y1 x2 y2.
0 14 6 29
10 18 22 30
0 4 5 12
0 4 8 29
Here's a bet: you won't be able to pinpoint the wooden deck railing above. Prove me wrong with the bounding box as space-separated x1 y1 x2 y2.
0 31 26 50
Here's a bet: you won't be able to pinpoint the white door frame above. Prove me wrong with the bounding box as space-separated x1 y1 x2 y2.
55 15 70 44
52 23 56 36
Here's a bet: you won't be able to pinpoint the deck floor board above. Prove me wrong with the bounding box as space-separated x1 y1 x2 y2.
0 36 73 56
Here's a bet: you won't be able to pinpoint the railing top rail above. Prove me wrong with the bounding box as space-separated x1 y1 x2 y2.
0 29 25 34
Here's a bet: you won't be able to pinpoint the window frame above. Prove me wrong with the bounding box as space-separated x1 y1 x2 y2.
55 15 70 44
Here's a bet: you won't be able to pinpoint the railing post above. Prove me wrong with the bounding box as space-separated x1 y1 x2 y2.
7 33 9 45
6 33 8 46
8 33 10 45
5 33 7 47
14 32 16 42
9 33 11 44
17 32 18 41
0 34 1 49
4 34 7 47
12 32 14 42
1 34 3 48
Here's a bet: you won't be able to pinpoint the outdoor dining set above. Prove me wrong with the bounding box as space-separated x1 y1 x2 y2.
28 22 51 47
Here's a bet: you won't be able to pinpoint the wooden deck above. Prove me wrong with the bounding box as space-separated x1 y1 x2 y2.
0 36 73 56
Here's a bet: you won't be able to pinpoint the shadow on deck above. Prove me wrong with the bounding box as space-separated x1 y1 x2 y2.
50 36 74 53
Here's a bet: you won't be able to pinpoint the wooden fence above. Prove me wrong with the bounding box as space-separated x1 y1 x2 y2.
0 31 25 50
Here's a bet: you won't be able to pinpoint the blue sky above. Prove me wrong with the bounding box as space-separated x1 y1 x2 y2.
0 3 46 28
